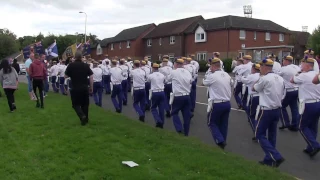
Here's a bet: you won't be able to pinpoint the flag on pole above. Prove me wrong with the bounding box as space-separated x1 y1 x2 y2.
45 40 58 59
62 43 77 60
22 41 44 59
82 40 91 56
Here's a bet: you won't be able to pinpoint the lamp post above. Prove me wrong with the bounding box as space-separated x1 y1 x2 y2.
79 11 87 42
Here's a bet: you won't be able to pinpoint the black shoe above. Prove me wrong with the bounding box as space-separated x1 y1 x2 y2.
166 111 171 118
36 102 40 108
217 142 226 150
12 104 16 110
139 116 145 122
279 126 287 130
80 116 87 126
252 137 257 142
275 158 285 167
288 127 299 132
309 148 320 158
40 105 44 109
123 102 127 106
190 113 194 119
145 106 150 111
156 123 163 129
116 109 121 113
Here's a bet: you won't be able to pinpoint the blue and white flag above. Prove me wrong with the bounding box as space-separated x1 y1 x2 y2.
45 40 58 58
82 40 91 56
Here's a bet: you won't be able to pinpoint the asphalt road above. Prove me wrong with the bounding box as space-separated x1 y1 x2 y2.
18 75 318 180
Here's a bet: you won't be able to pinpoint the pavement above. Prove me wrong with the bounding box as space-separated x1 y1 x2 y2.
18 75 319 180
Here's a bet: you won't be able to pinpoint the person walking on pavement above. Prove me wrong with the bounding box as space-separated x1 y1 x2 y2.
25 53 37 100
92 61 103 107
119 58 129 106
159 58 173 117
109 59 123 113
0 59 19 112
102 60 111 94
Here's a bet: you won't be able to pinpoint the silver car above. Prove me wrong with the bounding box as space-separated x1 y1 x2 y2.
19 64 26 75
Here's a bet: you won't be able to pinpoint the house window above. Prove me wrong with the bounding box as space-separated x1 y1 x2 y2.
279 34 284 42
254 31 257 40
146 56 151 61
195 33 205 42
147 39 152 46
168 55 175 62
238 52 245 58
119 42 122 49
111 43 114 50
265 32 271 41
170 36 175 44
159 38 162 46
127 41 130 48
239 30 246 39
197 53 206 61
158 55 162 60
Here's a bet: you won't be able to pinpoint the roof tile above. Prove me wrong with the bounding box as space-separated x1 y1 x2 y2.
110 23 155 43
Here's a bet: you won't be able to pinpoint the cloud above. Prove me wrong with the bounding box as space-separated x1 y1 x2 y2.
0 0 90 10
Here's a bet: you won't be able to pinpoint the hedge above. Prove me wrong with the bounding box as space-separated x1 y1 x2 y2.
198 58 233 73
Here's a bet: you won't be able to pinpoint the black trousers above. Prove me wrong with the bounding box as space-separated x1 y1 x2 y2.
70 89 89 120
32 79 44 106
4 88 16 111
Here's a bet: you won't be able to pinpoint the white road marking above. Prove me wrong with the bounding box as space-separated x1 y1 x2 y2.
196 102 245 112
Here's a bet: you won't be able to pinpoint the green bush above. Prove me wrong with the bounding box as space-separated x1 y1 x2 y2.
198 60 208 72
223 58 233 73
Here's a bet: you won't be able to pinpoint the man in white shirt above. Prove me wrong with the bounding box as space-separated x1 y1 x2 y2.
213 52 224 70
102 60 111 94
102 54 110 67
159 58 173 117
278 56 300 131
304 49 319 73
241 63 260 141
49 61 59 93
141 60 151 110
92 61 103 107
253 58 285 167
203 58 233 150
292 57 320 158
110 59 123 113
269 54 281 74
169 58 192 136
119 59 129 105
239 55 253 111
233 58 244 109
126 57 133 92
162 55 173 68
147 63 166 128
57 60 67 95
190 54 200 76
184 57 197 113
130 60 147 122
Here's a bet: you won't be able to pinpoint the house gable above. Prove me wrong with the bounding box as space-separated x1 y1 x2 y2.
194 26 207 43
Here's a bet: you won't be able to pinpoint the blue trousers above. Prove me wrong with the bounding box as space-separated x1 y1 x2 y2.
207 101 231 144
51 76 59 93
190 80 197 112
241 86 248 110
93 82 103 107
127 77 131 92
59 77 67 95
133 89 146 117
121 80 128 103
145 82 151 107
248 96 259 133
26 76 33 92
299 102 320 153
103 75 111 94
171 95 192 136
44 78 49 93
164 84 172 112
233 82 242 108
255 108 283 165
151 91 165 125
280 90 299 129
111 84 123 111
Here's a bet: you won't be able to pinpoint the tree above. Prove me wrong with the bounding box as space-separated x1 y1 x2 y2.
0 29 19 59
307 25 320 56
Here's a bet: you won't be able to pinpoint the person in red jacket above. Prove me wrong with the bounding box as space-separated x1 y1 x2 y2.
29 53 47 108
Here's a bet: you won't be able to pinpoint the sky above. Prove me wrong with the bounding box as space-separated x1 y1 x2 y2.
0 0 318 40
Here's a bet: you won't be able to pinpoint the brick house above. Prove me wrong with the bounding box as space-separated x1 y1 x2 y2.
184 15 293 62
90 37 113 60
143 16 204 62
106 23 156 60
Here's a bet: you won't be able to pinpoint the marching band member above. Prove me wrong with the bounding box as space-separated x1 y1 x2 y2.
241 63 261 141
102 54 111 66
233 58 244 109
278 56 300 131
126 57 133 92
58 60 67 95
169 58 192 136
130 60 147 122
119 59 129 105
147 63 166 128
304 49 319 73
184 57 197 113
162 55 173 68
253 58 285 167
268 54 281 74
49 61 59 93
92 61 103 107
238 55 253 111
292 57 320 157
203 58 233 149
109 59 123 113
213 52 224 71
190 54 200 82
159 58 173 117
141 60 151 110
102 60 111 94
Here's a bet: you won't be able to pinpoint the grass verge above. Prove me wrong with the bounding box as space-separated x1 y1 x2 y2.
0 84 294 180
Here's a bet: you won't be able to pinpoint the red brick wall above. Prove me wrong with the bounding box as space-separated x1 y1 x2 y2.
90 47 108 60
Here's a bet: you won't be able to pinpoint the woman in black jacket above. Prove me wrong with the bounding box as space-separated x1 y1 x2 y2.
11 59 20 74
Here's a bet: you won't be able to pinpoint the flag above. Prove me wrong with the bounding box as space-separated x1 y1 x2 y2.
34 41 44 55
62 43 77 60
45 40 58 59
82 40 91 56
22 41 44 59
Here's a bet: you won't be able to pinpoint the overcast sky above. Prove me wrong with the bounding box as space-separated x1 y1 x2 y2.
0 0 318 40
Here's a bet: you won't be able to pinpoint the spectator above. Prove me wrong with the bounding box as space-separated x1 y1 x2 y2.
25 53 36 100
12 59 20 74
0 59 19 112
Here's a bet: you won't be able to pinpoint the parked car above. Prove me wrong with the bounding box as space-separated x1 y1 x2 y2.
19 64 26 75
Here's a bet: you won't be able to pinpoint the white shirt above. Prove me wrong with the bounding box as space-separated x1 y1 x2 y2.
58 64 67 77
50 65 59 76
241 73 260 95
238 62 253 77
279 64 300 89
89 63 93 69
147 71 165 91
159 66 173 84
109 67 123 84
293 71 320 102
141 65 151 78
147 61 152 67
131 68 146 88
313 59 319 73
119 64 129 80
233 64 244 82
184 64 196 81
191 60 200 73
167 61 173 68
102 58 110 66
254 73 285 108
272 61 282 74
92 67 103 82
203 70 232 101
170 68 192 95
101 64 111 75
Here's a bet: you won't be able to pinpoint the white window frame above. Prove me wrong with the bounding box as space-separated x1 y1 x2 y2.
195 33 206 42
159 38 162 46
168 54 175 62
147 39 152 46
158 54 162 60
170 36 175 44
265 32 271 41
254 31 257 40
127 41 130 48
197 53 206 61
119 42 122 49
111 43 114 50
279 33 284 42
146 56 151 61
239 30 246 40
238 52 245 58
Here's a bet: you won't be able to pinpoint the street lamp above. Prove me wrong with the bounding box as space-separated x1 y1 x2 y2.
79 11 87 42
